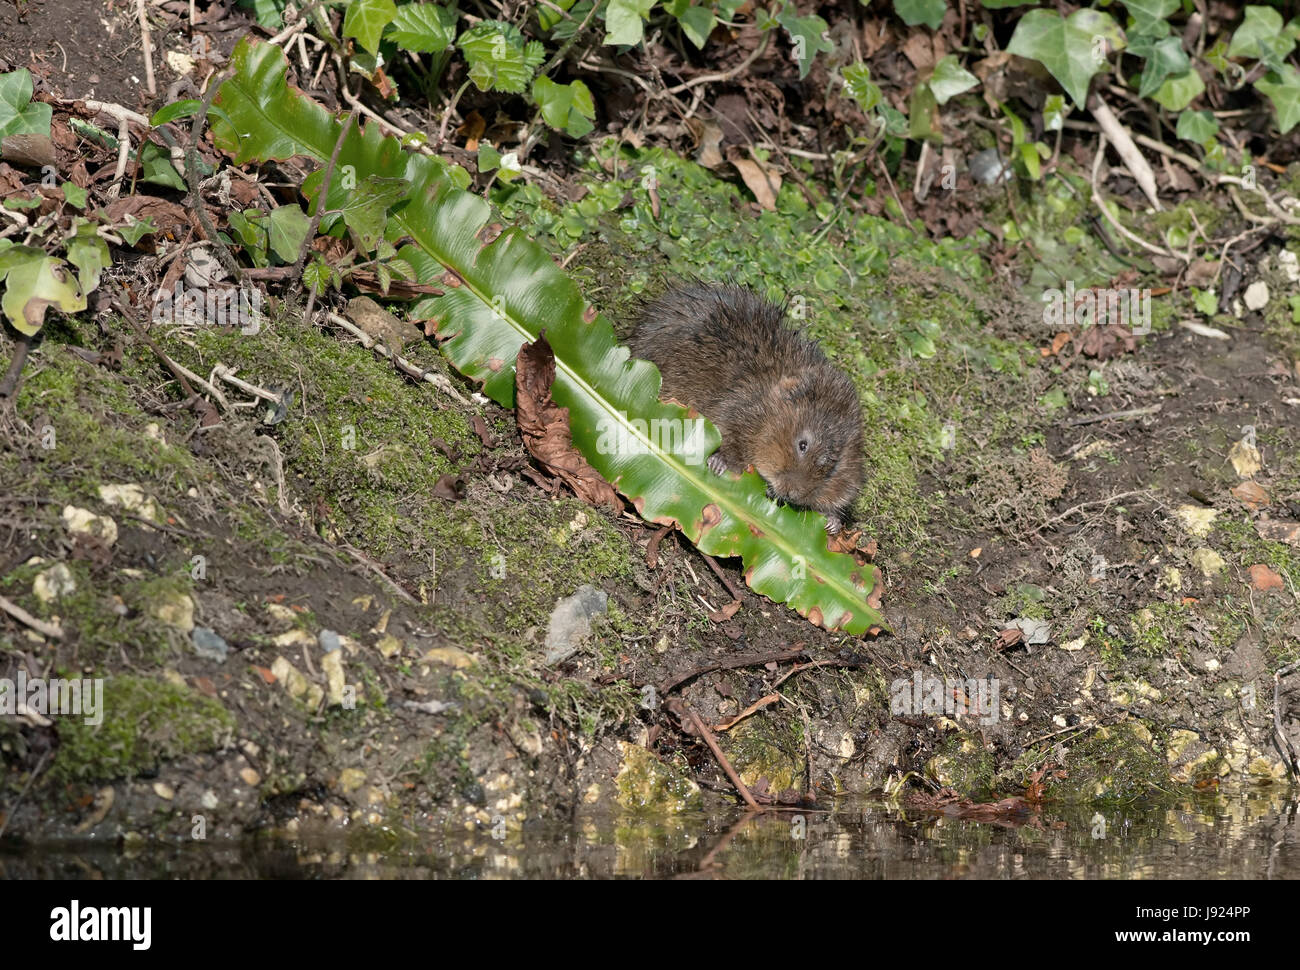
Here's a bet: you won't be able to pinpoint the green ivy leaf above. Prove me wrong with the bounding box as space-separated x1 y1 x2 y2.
1042 94 1068 131
841 63 881 112
1175 108 1219 144
1 255 84 336
533 76 596 138
227 210 270 267
777 10 833 80
115 216 158 247
1151 69 1204 111
893 0 945 31
460 21 545 93
907 82 939 141
1191 288 1218 316
1133 34 1189 99
548 1 595 40
539 0 577 33
1256 65 1300 133
676 4 716 49
267 204 310 264
603 0 656 47
65 218 110 295
388 2 458 53
0 68 53 139
236 0 287 30
61 182 88 210
342 0 398 56
138 141 187 190
1123 0 1178 38
1228 6 1294 63
323 175 410 252
478 142 501 173
928 54 978 105
1007 8 1126 106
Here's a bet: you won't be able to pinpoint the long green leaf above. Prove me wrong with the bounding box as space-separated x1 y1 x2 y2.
211 38 886 635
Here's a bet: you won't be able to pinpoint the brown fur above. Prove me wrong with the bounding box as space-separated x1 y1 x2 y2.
628 283 865 532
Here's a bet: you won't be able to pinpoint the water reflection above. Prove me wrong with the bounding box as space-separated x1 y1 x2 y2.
2 792 1297 879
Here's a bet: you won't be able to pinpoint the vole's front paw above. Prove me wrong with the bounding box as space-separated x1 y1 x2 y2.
824 514 844 535
707 454 730 476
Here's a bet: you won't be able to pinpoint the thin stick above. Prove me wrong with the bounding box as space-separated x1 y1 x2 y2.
0 593 64 639
1089 93 1161 211
655 645 809 694
681 702 763 811
136 0 156 96
211 364 281 404
699 550 741 601
0 333 32 400
108 117 131 201
0 749 51 840
1090 134 1182 262
340 542 419 605
326 312 469 405
1065 404 1162 426
187 71 244 281
1031 488 1153 536
293 108 356 298
1274 661 1300 779
661 32 771 96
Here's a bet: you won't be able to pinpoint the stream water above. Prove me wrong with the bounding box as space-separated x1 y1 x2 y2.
4 791 1298 879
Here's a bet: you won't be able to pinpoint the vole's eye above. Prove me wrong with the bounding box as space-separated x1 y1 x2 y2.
796 435 811 456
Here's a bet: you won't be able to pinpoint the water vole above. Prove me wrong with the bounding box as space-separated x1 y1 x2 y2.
628 283 865 533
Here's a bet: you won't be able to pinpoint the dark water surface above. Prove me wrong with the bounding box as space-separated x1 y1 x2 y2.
3 792 1298 879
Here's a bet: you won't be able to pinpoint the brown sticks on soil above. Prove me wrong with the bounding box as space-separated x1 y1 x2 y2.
674 699 763 811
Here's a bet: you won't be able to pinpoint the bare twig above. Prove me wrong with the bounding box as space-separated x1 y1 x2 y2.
0 593 64 639
1065 404 1163 426
0 749 51 840
186 70 244 281
135 0 156 96
678 701 763 811
1090 135 1182 262
1274 661 1300 779
1089 94 1161 211
293 108 357 302
325 311 469 405
1031 488 1154 536
0 333 33 400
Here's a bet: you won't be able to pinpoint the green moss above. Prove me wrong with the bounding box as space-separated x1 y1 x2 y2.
1059 721 1186 803
0 561 190 667
1129 602 1193 658
724 716 804 794
8 349 204 504
51 675 234 782
152 316 479 558
927 734 996 798
614 741 703 814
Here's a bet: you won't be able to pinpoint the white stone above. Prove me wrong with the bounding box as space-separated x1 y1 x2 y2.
1243 281 1269 310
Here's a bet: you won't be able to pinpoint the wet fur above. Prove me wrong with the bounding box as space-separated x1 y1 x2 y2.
628 283 865 531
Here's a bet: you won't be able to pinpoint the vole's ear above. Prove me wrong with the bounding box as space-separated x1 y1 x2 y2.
773 374 801 399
